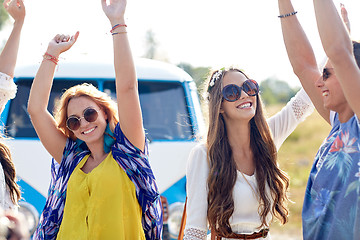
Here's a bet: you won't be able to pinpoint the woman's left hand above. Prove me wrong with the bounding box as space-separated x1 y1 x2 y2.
101 0 126 25
340 3 350 33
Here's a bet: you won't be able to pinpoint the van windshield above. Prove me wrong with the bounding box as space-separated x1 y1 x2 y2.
6 79 193 141
104 80 193 141
5 79 98 138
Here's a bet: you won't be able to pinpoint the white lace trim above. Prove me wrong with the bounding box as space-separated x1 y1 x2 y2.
184 228 207 240
0 72 17 113
291 97 313 121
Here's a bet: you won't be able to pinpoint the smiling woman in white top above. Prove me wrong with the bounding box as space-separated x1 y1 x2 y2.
183 68 314 240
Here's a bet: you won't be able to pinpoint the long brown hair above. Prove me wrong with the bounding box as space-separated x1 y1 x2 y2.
0 140 21 205
53 83 119 140
205 68 289 237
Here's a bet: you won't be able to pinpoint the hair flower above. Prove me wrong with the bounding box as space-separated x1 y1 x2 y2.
209 70 222 86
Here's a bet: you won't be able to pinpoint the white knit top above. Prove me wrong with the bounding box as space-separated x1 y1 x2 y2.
0 72 17 113
184 88 314 240
0 72 18 211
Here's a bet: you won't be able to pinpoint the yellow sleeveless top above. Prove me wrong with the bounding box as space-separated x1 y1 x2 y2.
56 152 145 240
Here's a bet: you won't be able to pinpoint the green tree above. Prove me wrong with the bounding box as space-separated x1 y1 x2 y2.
260 77 299 105
177 62 210 94
143 29 158 59
0 5 9 30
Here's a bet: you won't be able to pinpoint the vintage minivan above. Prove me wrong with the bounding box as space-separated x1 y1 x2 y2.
1 58 205 238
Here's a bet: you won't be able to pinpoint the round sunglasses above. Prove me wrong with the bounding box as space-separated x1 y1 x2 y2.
222 79 259 102
66 107 99 131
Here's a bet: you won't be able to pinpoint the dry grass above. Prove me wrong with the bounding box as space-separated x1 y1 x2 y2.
265 105 331 238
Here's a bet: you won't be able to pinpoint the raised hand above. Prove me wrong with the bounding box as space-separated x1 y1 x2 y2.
101 0 126 25
340 3 350 34
3 0 25 24
46 32 80 57
5 210 30 239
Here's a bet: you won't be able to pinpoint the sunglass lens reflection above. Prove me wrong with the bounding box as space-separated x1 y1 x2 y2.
66 108 99 131
224 85 240 102
243 80 258 96
84 108 98 122
222 80 259 102
67 117 80 131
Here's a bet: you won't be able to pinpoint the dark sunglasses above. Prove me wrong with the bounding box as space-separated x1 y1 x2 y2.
66 107 99 131
222 79 259 102
322 67 333 81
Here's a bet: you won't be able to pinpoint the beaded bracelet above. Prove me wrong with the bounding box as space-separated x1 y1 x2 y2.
278 11 298 18
110 24 127 33
43 52 59 65
112 31 127 36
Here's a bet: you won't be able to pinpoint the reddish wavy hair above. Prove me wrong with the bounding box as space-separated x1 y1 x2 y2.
53 83 119 140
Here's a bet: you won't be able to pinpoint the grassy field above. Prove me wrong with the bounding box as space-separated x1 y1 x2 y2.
265 105 331 238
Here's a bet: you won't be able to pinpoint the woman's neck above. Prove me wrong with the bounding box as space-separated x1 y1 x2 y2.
225 121 255 175
226 120 251 151
86 140 107 163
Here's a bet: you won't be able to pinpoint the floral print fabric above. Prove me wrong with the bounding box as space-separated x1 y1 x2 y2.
302 112 360 240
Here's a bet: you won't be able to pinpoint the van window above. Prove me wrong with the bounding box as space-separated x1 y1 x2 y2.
6 79 98 138
6 79 193 141
104 81 193 141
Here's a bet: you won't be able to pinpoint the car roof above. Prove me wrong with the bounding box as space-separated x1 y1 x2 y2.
14 58 193 82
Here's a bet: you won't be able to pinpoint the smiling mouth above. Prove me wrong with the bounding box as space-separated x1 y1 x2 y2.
238 102 252 109
322 91 329 97
82 127 96 135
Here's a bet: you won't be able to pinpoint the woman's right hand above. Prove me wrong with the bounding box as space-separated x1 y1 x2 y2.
28 33 78 164
46 32 80 57
3 0 25 24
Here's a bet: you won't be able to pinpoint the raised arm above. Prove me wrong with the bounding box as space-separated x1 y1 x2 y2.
0 0 25 77
102 0 145 151
278 0 329 123
313 0 360 118
27 33 79 163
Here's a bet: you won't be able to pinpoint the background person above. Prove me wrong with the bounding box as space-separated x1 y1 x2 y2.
0 0 25 211
278 0 360 238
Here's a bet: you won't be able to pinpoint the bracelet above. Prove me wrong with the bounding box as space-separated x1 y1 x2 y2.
43 52 59 65
112 31 127 36
278 11 297 18
110 24 127 33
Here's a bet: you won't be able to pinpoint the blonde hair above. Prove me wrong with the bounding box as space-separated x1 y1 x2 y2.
53 83 119 140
